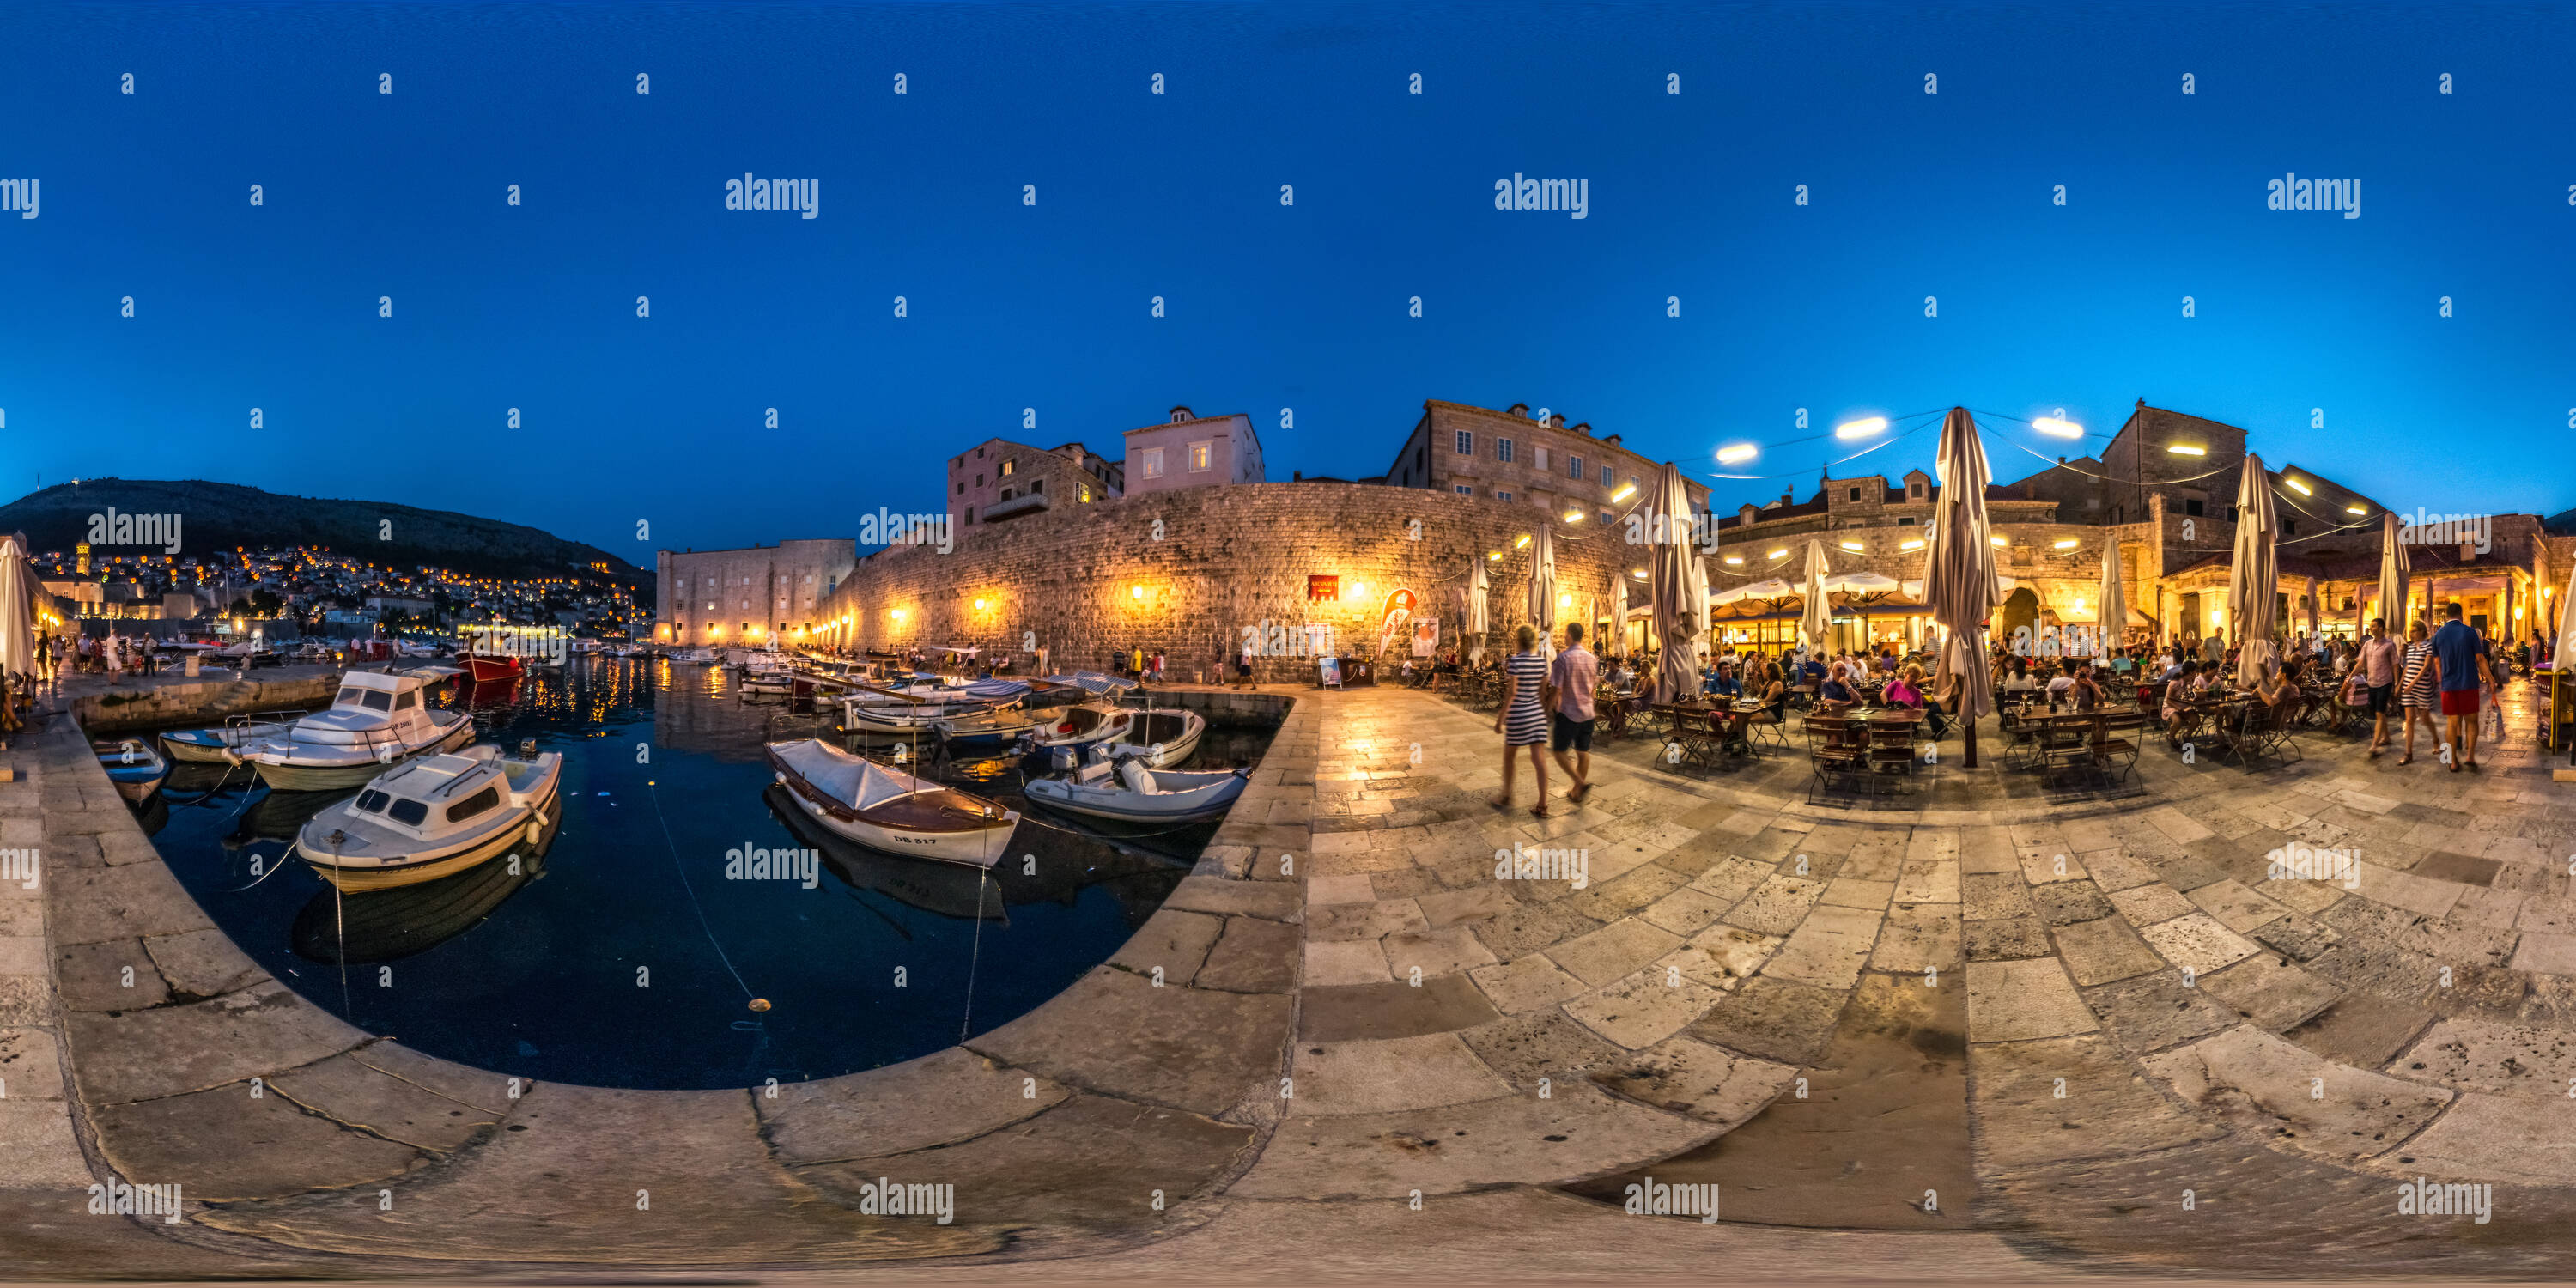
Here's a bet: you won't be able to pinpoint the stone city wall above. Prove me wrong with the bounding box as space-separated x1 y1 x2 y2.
812 483 1649 683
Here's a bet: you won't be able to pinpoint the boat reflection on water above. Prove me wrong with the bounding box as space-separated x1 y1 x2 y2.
226 785 355 850
762 783 1182 927
457 676 526 714
291 805 562 965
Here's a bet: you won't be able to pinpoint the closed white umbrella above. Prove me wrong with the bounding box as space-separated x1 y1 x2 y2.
1609 568 1628 652
2555 549 2576 668
1467 557 1491 663
1922 408 2002 765
1797 540 1832 655
1644 463 1700 704
0 534 33 682
2376 512 2409 636
2230 453 2280 686
2095 539 2128 660
1526 524 1556 656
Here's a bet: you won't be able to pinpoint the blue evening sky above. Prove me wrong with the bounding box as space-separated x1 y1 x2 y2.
2 2 2569 562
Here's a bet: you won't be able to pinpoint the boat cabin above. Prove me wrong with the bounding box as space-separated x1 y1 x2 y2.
345 753 513 840
298 671 447 744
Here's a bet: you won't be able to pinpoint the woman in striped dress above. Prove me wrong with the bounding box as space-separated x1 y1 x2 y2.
1492 623 1552 816
2397 618 2436 766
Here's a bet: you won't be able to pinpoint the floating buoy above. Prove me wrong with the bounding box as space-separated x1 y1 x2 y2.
749 998 772 1012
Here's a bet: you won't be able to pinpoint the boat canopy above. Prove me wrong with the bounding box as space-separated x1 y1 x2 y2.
1045 671 1137 696
777 740 918 811
963 678 1030 700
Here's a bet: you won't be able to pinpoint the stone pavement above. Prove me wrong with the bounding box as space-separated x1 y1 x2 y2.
9 670 2576 1279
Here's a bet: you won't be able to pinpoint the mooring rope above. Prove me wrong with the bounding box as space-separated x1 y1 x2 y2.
646 778 757 1003
959 868 988 1043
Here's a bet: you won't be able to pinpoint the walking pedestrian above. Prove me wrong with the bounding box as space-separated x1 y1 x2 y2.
2397 618 2436 765
2357 617 2400 758
1490 624 1552 817
1549 623 1598 805
2429 603 2489 772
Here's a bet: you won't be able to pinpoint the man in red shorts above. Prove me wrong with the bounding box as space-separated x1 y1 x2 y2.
2428 602 2492 772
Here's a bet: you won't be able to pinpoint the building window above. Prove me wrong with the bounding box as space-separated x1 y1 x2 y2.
975 474 983 487
1030 478 1042 493
2184 498 2204 516
1598 509 1612 526
1079 483 1091 502
1498 438 1515 464
2283 518 2297 536
1534 445 1550 471
1899 516 1917 526
999 459 1015 477
1454 484 1473 496
1455 429 1473 455
963 506 975 524
956 482 965 495
999 488 1012 501
1911 483 1923 498
1141 447 1164 479
1848 487 1862 502
1189 440 1212 471
1600 464 1613 485
1498 490 1513 502
976 447 985 459
1570 454 1583 480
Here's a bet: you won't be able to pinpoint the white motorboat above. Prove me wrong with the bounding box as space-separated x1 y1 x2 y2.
229 671 475 791
1021 704 1139 755
293 744 564 892
742 670 798 695
1099 708 1206 769
838 683 1024 735
1025 756 1249 823
933 708 1048 750
764 738 1019 868
610 643 650 659
95 738 173 805
160 710 305 763
668 647 725 665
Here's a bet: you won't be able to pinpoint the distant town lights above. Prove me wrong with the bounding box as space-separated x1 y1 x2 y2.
1130 585 1144 600
2032 416 2083 439
1715 444 1758 465
2167 443 2207 456
1833 416 1888 440
1487 551 1502 561
1558 593 1573 609
1630 568 1648 579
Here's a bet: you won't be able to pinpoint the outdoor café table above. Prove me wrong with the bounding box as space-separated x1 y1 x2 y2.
1599 690 1635 741
2180 693 2255 762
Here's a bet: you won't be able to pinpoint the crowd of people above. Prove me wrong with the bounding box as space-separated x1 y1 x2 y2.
1465 611 2558 812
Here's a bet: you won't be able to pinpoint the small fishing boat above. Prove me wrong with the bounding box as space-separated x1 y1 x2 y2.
668 647 725 665
231 671 476 792
95 738 173 804
458 647 525 683
741 670 798 696
1024 756 1249 823
161 710 305 763
1100 708 1206 769
610 643 651 659
838 683 1025 735
1021 703 1138 755
764 738 1018 868
933 708 1048 750
293 744 564 892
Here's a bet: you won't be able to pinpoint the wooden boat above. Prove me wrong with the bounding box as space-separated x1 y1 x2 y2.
161 711 303 763
293 744 564 892
667 647 724 665
231 671 476 791
1022 703 1139 755
95 738 173 804
933 708 1048 750
838 683 1025 735
1100 708 1206 769
459 648 525 683
1025 756 1249 823
764 738 1018 868
742 670 798 695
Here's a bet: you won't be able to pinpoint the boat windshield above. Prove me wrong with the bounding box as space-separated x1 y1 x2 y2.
354 789 391 813
386 799 429 826
335 686 393 712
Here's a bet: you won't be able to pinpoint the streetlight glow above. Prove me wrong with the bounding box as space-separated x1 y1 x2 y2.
1715 444 1757 465
2032 416 2083 439
1833 416 1889 440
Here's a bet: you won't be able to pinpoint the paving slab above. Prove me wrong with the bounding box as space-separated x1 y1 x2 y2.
1965 957 2098 1042
969 966 1290 1118
757 1046 1070 1163
2136 912 2262 978
64 982 370 1105
1194 914 1299 993
1299 975 1499 1044
1467 954 1588 1015
88 1080 426 1201
1290 1032 1515 1114
1967 1034 2226 1168
2142 1024 2451 1163
2396 1091 2576 1186
1236 1083 1714 1199
1589 1035 1796 1127
2196 953 2344 1031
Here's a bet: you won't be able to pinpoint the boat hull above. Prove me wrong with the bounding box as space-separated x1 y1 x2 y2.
297 781 558 892
1025 770 1246 823
777 784 1017 868
161 723 289 764
245 721 476 793
461 654 525 683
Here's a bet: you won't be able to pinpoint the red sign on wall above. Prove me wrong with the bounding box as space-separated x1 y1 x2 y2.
1308 574 1340 603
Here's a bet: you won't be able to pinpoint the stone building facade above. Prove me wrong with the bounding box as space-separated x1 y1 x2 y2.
1122 407 1265 495
949 438 1124 530
655 538 857 647
1383 400 1711 526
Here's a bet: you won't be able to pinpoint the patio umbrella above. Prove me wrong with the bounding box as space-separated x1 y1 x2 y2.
1922 407 2002 765
2554 545 2576 667
1645 463 1700 704
2375 512 2409 636
0 534 33 687
1797 540 1832 656
2229 453 2280 686
1526 522 1556 657
2304 574 2320 641
2095 539 2128 660
1609 568 1628 653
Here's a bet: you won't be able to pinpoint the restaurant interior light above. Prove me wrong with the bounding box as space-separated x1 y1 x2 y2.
2032 416 2083 439
974 598 988 611
2285 477 2312 495
2167 443 2206 456
1130 585 1144 600
1899 538 1924 551
1834 416 1889 440
1631 568 1648 580
1610 483 1637 502
2053 538 2080 550
1714 444 1757 465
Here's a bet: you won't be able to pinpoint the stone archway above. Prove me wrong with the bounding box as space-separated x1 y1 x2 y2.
1998 586 2040 652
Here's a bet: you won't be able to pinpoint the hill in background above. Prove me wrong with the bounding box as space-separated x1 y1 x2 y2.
0 478 651 593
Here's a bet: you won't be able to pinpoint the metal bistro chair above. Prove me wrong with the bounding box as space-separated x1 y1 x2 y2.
1668 706 1725 774
1863 717 1917 788
2238 694 2306 771
1743 702 1793 755
1804 714 1867 801
2091 709 2148 785
2036 712 2101 787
